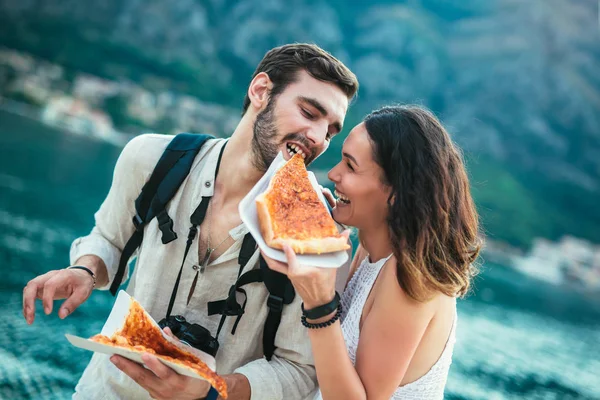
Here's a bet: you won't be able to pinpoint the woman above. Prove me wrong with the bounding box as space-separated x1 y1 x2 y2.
264 105 481 399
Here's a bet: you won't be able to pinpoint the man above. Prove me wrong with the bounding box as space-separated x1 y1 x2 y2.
22 43 358 400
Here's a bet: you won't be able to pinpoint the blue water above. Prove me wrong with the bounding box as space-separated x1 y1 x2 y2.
1 110 599 399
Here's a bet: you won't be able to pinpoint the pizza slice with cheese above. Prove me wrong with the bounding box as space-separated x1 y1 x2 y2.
90 298 227 398
256 153 349 254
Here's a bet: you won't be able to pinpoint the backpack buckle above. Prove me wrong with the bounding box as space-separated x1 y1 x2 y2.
132 213 144 231
224 286 245 316
267 294 284 313
156 210 177 244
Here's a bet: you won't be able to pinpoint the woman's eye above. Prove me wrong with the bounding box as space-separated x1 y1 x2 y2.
346 162 354 172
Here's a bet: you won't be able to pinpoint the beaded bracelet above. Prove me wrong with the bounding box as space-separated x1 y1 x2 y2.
301 303 342 329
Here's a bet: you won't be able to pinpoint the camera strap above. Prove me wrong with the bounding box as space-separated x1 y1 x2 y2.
165 142 227 319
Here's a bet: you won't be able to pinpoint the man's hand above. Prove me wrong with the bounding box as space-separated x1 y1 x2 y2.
111 328 249 399
110 354 211 400
22 267 94 324
22 255 108 324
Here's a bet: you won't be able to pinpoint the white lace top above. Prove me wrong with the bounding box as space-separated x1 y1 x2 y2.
314 255 456 400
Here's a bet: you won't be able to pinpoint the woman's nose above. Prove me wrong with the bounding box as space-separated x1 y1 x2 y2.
328 163 341 183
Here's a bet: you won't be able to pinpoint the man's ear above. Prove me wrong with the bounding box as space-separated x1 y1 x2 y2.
247 72 273 111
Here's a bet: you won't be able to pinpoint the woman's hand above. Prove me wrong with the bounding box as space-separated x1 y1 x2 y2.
261 230 350 309
319 185 336 208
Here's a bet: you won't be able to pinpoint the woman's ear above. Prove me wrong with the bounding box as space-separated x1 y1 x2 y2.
247 72 273 111
388 192 396 207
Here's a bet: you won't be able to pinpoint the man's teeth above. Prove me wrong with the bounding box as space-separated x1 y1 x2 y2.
286 143 306 159
334 190 351 204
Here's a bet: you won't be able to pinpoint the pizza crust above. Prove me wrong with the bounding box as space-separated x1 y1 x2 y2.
256 192 276 247
269 235 350 255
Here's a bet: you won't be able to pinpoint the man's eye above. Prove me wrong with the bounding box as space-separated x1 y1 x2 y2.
326 132 333 141
301 108 315 119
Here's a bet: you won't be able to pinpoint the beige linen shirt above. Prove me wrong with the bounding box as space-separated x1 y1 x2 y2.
70 134 348 400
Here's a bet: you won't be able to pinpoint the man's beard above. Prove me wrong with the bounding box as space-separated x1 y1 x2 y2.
251 98 280 172
251 98 317 172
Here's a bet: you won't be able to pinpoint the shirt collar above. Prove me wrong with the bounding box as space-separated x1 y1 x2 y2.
200 139 228 198
229 223 249 241
189 139 227 204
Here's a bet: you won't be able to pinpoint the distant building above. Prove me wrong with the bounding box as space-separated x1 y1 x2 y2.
560 236 600 289
42 96 116 141
128 88 160 125
514 238 565 285
514 236 600 290
0 48 35 73
73 74 121 105
481 239 524 266
9 75 53 104
36 63 64 82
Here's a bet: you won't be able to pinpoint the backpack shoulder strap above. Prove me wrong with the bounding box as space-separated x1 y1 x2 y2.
206 234 295 360
260 257 295 360
110 133 214 296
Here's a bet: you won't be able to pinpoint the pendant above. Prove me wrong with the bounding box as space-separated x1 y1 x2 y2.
200 248 212 273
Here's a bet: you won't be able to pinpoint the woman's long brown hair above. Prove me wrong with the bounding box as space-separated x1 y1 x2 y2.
364 105 482 301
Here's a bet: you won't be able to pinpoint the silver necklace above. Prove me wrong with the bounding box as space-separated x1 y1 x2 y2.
200 201 230 273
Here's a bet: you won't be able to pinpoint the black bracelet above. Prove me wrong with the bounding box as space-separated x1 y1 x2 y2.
301 292 340 319
204 386 218 400
67 266 96 288
301 302 342 329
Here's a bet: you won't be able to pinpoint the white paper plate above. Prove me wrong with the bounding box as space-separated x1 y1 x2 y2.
65 291 217 379
239 152 348 268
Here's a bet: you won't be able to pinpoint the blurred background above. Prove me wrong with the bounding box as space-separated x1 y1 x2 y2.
1 0 599 399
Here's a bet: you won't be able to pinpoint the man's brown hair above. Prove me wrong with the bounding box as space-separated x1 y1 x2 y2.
242 43 359 115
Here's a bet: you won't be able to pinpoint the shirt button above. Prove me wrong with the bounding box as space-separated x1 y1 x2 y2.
192 265 199 271
204 181 211 188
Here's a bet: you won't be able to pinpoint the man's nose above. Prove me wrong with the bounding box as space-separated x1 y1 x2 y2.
305 124 328 148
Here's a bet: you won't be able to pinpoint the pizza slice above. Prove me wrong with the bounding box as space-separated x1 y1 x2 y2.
256 153 349 254
90 298 227 398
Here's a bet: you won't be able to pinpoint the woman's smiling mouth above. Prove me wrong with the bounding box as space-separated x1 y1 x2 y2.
334 189 351 205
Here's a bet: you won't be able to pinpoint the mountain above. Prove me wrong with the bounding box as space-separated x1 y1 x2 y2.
1 0 599 248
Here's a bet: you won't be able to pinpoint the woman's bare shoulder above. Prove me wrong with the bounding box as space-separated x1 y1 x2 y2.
375 258 438 319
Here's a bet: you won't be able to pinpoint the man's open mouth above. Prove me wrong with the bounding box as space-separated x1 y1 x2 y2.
286 142 307 159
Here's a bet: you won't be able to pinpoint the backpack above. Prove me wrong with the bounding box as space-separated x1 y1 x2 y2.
109 133 295 360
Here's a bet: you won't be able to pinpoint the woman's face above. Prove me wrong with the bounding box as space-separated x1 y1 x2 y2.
328 122 392 230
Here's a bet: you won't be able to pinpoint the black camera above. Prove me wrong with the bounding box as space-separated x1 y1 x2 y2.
158 315 220 357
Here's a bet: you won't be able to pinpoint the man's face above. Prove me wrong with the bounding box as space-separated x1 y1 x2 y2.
251 70 349 171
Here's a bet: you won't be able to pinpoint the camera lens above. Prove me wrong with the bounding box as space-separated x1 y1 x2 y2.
174 315 186 323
